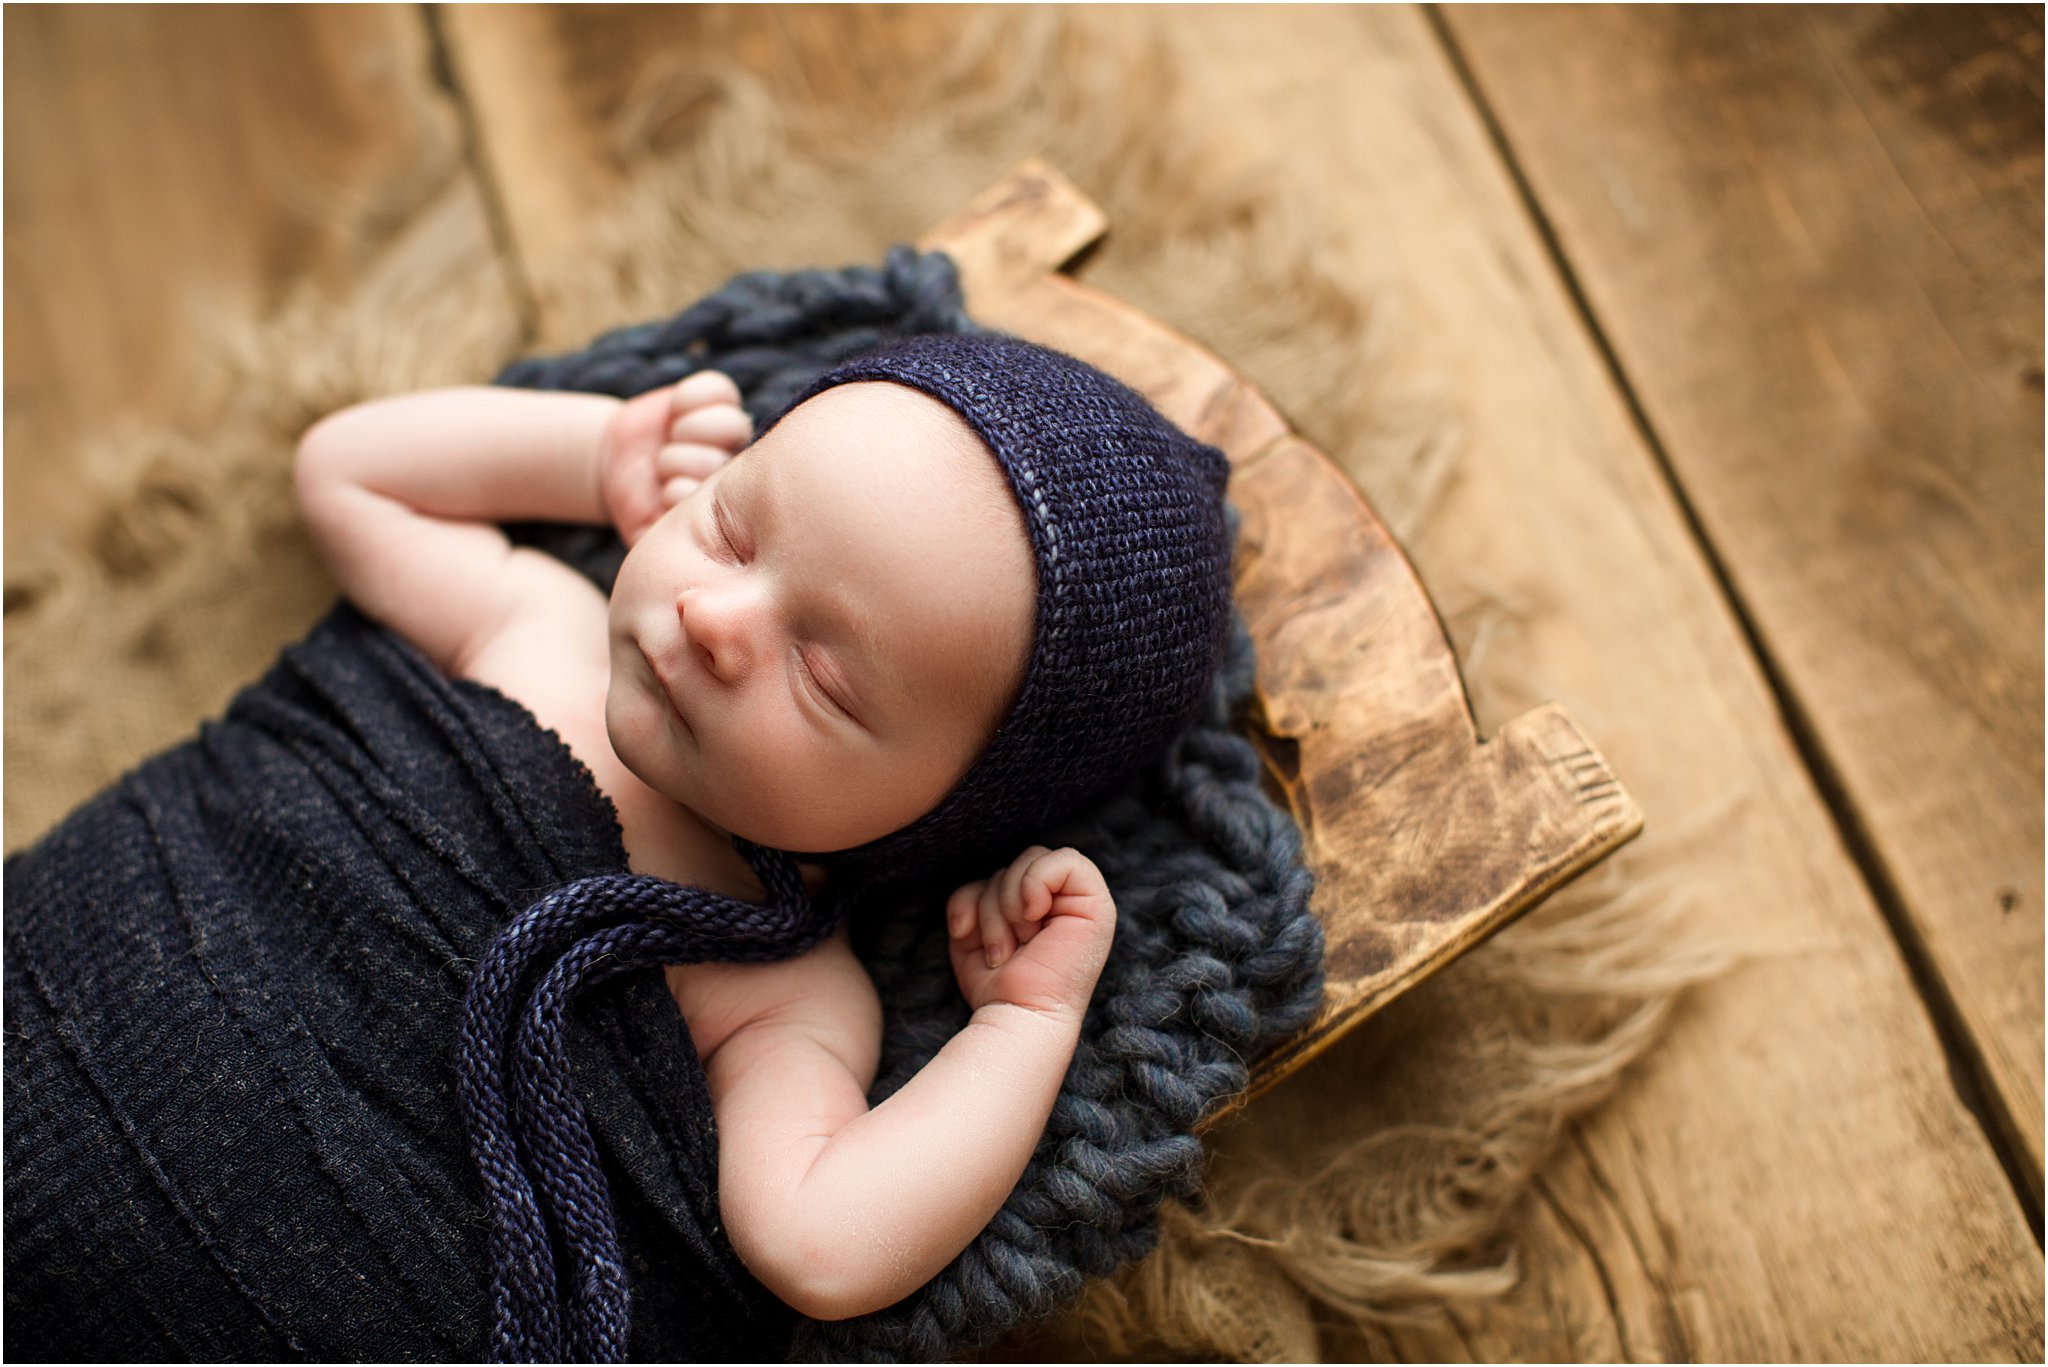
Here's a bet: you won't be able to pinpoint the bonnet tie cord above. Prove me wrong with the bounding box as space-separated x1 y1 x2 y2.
455 846 827 1364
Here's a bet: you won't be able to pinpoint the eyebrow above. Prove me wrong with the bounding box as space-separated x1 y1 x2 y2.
726 466 883 718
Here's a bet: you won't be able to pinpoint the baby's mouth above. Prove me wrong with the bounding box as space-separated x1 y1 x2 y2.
640 643 693 735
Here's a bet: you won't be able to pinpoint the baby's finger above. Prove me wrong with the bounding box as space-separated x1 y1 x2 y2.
656 442 730 481
946 883 983 942
669 370 742 412
668 404 752 450
997 845 1051 921
977 879 1014 969
660 476 701 507
1019 866 1054 923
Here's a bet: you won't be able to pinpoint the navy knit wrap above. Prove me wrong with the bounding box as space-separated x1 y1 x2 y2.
6 607 804 1363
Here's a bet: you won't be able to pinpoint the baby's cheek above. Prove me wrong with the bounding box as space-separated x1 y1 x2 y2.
694 709 819 829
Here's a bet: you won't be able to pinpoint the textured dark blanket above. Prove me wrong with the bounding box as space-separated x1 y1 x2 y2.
4 604 795 1361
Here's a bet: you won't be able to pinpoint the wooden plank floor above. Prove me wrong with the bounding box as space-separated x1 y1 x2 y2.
5 5 2040 1360
1441 0 2046 1220
3 4 508 572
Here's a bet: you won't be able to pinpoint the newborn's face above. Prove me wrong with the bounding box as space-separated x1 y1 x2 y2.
607 381 1036 853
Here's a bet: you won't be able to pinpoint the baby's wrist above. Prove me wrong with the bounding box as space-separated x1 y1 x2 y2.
969 995 1087 1041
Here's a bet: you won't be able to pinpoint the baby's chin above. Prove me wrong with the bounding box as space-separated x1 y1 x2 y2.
599 693 784 846
693 786 919 862
602 683 687 797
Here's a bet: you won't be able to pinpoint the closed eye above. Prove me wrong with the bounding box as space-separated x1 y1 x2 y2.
711 495 747 562
794 646 859 726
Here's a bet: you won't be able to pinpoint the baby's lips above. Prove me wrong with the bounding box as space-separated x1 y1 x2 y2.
639 644 695 735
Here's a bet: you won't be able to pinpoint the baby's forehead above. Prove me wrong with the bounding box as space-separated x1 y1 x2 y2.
785 380 986 448
761 381 1008 504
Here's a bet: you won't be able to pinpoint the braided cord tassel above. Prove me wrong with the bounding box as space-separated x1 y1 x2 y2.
457 846 830 1363
456 876 642 1360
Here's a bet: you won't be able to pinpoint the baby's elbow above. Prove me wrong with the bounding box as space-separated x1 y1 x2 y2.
294 408 346 471
727 1200 914 1322
293 414 358 519
749 1237 901 1323
294 401 402 498
770 1275 880 1323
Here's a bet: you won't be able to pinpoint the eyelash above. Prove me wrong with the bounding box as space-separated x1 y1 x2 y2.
711 497 746 562
795 648 850 718
713 496 851 722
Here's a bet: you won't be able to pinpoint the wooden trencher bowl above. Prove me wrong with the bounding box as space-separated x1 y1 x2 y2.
921 162 1645 1116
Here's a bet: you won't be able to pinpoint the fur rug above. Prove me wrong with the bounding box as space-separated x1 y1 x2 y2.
4 9 1734 1359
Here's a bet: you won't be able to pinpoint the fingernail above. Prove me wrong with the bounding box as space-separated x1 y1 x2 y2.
986 945 1005 969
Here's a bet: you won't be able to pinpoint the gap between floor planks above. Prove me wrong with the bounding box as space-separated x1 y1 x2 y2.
1421 0 2042 1243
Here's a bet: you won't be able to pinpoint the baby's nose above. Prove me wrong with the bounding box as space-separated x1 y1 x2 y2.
677 582 767 683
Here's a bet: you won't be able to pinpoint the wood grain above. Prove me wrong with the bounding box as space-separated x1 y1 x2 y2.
438 4 987 316
1440 2 2047 1206
1141 6 2040 1358
2 5 478 580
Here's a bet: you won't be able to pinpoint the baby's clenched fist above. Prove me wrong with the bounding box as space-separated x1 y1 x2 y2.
946 846 1116 1018
599 370 752 547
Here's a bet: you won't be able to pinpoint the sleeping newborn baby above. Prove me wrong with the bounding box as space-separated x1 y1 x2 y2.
293 333 1234 1345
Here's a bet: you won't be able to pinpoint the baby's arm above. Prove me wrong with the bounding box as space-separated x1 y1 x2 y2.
695 847 1114 1321
293 375 747 672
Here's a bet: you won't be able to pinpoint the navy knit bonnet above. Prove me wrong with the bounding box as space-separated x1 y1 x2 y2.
763 331 1236 891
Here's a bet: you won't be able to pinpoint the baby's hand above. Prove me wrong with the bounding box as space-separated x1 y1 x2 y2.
599 370 753 547
946 846 1116 1019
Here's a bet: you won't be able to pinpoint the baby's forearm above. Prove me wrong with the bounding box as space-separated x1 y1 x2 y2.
713 1000 1082 1321
297 386 617 526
